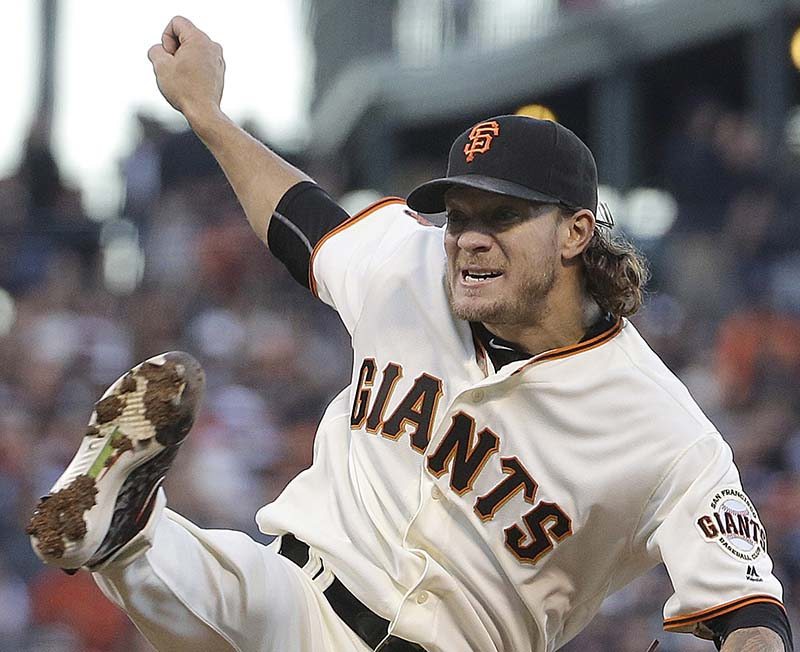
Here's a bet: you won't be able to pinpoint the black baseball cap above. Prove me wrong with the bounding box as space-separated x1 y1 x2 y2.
406 115 598 215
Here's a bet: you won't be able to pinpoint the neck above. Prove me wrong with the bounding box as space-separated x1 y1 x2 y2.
483 285 601 357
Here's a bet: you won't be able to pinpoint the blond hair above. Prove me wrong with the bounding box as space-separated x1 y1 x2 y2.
581 227 650 318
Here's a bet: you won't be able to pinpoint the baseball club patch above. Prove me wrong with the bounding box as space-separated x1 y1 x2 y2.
695 488 767 562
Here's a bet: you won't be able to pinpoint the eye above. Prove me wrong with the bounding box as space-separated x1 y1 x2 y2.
493 208 522 225
445 210 468 231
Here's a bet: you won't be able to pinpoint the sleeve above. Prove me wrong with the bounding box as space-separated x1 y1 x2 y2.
267 181 350 287
706 602 793 651
638 433 786 640
308 197 436 333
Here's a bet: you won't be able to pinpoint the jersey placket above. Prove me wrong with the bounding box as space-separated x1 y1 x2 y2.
383 370 523 649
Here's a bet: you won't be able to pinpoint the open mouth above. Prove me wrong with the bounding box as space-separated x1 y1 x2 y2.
461 269 503 285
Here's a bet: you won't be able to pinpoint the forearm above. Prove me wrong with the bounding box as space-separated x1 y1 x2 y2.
186 105 311 245
148 17 313 245
720 627 785 651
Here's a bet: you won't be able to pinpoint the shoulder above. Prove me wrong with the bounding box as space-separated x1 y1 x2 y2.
532 320 718 445
315 198 441 253
608 320 718 438
308 197 447 315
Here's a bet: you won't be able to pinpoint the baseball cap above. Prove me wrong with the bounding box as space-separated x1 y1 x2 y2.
406 115 598 215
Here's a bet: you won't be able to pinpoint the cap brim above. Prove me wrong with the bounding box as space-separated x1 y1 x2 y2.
406 174 563 214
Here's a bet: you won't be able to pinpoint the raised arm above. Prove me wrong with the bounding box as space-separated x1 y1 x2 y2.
147 16 311 245
720 627 785 651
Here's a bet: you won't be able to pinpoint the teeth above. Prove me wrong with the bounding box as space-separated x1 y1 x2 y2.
465 271 501 282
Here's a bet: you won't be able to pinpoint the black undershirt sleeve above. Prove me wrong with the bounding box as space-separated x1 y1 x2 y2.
707 603 793 651
267 181 350 288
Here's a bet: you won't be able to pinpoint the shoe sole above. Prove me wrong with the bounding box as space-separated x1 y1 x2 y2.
27 351 204 569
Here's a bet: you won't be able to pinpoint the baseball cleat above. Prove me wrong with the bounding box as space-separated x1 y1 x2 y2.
27 351 205 571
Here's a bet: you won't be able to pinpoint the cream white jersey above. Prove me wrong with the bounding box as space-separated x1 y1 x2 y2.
257 198 784 651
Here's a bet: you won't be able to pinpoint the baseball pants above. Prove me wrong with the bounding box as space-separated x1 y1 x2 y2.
93 496 370 652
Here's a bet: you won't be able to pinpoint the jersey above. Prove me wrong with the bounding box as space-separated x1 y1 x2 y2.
256 197 785 651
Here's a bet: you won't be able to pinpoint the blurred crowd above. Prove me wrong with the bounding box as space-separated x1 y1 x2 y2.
0 97 798 651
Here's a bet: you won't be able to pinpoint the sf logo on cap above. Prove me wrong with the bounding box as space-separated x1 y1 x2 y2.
464 121 500 162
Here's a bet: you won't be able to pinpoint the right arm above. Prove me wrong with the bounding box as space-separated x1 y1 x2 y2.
720 627 785 651
147 16 311 245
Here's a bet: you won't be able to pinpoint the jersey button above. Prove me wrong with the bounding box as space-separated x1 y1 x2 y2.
470 389 485 402
416 591 429 605
431 486 442 501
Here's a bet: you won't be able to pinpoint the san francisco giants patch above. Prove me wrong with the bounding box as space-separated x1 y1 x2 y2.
695 488 767 562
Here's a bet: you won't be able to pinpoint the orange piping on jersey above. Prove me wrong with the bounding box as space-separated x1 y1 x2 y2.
308 197 406 297
662 594 785 631
511 317 623 375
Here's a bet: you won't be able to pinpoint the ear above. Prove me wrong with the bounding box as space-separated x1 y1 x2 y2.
560 209 595 261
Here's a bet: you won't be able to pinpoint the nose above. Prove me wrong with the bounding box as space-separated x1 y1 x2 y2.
456 228 493 253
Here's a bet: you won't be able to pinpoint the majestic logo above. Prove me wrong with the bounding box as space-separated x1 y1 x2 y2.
464 121 501 162
746 565 763 582
696 488 767 562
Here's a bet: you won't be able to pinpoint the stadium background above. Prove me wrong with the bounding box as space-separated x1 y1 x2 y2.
2 0 800 649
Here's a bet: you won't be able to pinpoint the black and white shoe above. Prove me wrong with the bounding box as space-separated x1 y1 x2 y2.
27 351 205 571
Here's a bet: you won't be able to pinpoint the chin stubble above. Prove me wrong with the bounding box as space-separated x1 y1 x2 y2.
447 261 556 325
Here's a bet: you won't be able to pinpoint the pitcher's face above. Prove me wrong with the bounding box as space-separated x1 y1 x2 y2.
444 188 562 327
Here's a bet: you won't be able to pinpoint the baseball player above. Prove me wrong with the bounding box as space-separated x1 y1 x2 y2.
27 16 792 652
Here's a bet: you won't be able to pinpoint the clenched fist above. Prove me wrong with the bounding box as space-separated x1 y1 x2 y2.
147 16 225 121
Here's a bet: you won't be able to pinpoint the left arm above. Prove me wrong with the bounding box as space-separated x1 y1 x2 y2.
720 626 785 651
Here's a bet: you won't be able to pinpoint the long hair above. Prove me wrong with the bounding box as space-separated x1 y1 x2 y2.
581 226 650 318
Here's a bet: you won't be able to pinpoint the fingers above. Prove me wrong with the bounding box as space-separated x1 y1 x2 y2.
162 27 179 55
147 44 169 66
171 15 196 37
162 15 198 54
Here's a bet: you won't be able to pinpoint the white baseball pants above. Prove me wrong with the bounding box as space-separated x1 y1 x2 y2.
93 498 370 652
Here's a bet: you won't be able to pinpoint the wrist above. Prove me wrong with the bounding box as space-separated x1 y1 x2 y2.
183 103 229 144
